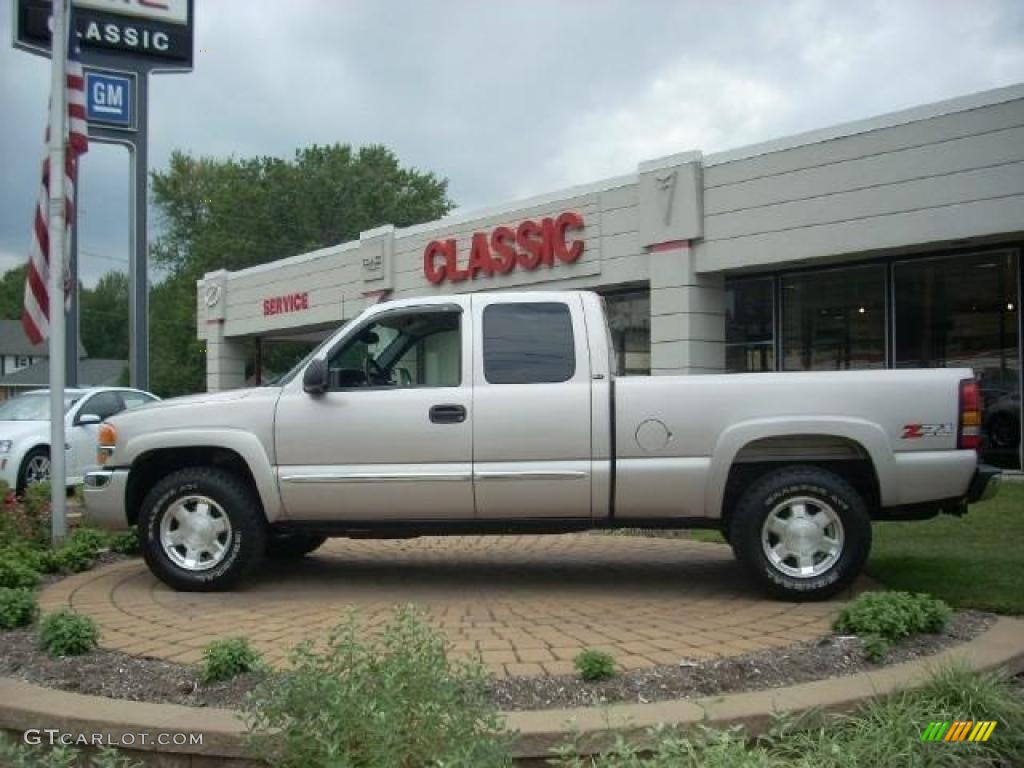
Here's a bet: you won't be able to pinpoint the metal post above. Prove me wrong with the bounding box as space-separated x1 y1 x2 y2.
128 72 148 390
47 0 67 545
65 203 78 386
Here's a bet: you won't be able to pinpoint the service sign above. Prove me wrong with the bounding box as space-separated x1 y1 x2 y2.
13 0 194 70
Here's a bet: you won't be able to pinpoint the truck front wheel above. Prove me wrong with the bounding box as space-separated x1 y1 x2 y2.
139 467 267 592
729 465 871 601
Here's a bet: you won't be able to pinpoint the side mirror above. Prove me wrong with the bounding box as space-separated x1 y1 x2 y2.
77 413 101 426
303 358 328 395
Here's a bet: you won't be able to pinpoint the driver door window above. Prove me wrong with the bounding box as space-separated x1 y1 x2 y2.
327 310 461 390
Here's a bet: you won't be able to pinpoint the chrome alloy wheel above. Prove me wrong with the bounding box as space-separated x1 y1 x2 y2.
761 495 844 579
159 495 233 572
25 453 50 485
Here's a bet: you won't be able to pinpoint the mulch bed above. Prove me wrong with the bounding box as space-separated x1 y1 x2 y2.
491 611 995 710
0 562 997 711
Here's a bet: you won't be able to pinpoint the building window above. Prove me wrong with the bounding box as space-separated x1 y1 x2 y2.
894 250 1019 468
781 265 886 371
726 278 774 372
483 303 575 384
15 356 30 370
601 286 650 375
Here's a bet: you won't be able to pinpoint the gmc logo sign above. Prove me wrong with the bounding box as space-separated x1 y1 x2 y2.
423 211 585 285
263 292 309 316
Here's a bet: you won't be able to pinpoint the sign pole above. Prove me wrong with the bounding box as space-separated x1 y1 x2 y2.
129 72 149 390
48 0 67 544
65 199 78 387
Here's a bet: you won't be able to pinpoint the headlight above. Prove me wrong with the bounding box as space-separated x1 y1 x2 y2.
0 441 11 454
97 423 117 465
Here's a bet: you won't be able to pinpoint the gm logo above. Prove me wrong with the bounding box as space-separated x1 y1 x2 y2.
85 71 135 129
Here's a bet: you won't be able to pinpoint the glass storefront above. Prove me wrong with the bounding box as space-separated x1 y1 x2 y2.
726 277 774 373
894 251 1020 468
725 249 1021 468
601 286 651 375
781 265 886 371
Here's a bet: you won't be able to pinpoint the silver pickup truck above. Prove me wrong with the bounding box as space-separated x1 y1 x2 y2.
85 291 1000 599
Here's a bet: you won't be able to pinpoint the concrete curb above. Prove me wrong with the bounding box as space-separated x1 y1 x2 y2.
1 617 1022 766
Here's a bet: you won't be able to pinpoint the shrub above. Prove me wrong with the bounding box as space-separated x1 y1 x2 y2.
860 634 890 663
0 557 40 589
108 527 140 556
243 605 512 767
834 591 951 649
66 526 110 554
0 587 38 629
22 482 52 536
54 541 97 573
201 637 263 683
39 610 99 656
0 484 49 549
574 648 616 681
0 542 57 575
0 734 142 767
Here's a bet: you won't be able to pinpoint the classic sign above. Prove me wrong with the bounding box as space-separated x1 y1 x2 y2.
423 211 585 285
14 0 194 66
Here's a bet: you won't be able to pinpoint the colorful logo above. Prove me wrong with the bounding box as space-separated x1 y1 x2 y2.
921 721 998 742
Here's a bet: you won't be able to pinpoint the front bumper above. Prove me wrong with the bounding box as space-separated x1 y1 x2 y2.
82 468 131 530
966 464 1002 504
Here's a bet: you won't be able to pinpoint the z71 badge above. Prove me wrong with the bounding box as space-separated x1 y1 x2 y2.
902 423 954 439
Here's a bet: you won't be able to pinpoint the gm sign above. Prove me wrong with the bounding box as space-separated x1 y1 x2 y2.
85 70 135 128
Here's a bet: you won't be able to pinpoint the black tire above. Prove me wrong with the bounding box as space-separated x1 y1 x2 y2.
266 532 327 560
17 446 50 497
139 467 267 592
729 465 871 601
987 412 1020 450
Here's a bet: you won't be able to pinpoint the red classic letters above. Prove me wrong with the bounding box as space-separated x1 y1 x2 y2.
423 211 585 285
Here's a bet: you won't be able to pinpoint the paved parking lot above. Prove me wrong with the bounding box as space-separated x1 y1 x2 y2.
39 535 850 678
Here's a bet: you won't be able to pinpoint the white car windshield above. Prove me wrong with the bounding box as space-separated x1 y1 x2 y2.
0 393 79 421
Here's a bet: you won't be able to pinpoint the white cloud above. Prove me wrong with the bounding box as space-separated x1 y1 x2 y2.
541 63 790 193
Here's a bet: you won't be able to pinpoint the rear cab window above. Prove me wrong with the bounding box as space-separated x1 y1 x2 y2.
482 302 575 384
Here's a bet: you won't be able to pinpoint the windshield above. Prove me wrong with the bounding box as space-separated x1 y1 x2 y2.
0 393 79 421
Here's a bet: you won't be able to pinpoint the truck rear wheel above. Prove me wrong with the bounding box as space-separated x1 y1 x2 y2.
729 465 871 601
139 467 267 592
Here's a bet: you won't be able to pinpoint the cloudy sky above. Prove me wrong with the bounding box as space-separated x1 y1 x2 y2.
1 0 1022 286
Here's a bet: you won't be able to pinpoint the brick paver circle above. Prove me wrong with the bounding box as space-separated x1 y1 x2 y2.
39 535 853 678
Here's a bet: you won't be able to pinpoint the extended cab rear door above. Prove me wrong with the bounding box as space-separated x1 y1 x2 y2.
471 294 593 519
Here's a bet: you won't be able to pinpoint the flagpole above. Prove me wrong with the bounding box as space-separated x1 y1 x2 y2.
48 0 68 545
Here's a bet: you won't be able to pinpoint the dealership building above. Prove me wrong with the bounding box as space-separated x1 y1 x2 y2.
197 84 1024 469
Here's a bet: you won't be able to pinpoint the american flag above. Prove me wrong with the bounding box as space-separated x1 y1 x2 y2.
22 7 89 345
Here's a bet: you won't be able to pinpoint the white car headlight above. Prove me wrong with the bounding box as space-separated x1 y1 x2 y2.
0 441 11 454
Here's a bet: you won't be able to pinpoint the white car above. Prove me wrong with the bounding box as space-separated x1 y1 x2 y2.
0 387 158 494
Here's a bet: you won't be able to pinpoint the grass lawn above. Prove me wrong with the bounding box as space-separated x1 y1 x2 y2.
868 482 1024 615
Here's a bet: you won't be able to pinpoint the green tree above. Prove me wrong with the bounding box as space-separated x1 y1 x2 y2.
148 143 453 396
79 271 129 359
0 265 27 320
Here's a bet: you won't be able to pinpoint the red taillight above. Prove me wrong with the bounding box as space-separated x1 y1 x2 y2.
958 378 981 451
